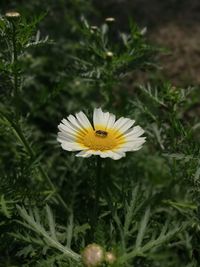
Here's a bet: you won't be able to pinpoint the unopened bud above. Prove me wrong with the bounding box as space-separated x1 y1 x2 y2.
105 17 115 23
82 244 104 267
75 80 81 86
90 26 98 34
171 86 176 91
5 11 20 20
105 252 116 265
106 51 114 58
91 26 98 31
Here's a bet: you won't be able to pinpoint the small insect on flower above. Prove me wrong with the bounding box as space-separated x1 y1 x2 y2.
57 108 146 160
95 130 108 137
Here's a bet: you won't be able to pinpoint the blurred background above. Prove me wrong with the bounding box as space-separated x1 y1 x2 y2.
1 0 200 85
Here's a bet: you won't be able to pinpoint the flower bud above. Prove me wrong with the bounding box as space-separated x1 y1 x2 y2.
82 244 104 267
105 251 116 265
106 51 114 58
91 26 98 31
90 25 98 34
5 11 20 21
105 17 115 23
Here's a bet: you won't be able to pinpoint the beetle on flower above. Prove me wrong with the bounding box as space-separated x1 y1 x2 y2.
57 108 146 160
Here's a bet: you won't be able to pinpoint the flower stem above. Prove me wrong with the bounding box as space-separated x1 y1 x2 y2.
93 157 102 230
5 18 69 213
17 205 81 262
0 112 70 213
11 20 20 120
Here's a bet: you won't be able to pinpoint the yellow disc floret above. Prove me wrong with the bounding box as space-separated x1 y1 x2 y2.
76 126 125 151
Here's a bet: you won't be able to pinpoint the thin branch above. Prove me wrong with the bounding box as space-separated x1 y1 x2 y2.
0 112 70 213
17 206 81 262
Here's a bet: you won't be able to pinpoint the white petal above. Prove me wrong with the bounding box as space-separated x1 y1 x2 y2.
99 151 111 158
67 114 86 132
93 108 105 129
131 146 143 151
59 141 84 151
109 151 126 160
75 111 93 130
75 150 92 158
93 108 118 131
113 117 130 131
62 118 79 131
117 138 146 152
124 126 145 138
98 150 125 160
125 136 146 143
90 150 101 155
58 123 78 137
103 112 110 125
105 113 116 129
57 131 75 142
115 119 135 135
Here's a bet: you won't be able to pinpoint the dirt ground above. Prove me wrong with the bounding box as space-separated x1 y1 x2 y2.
150 24 200 85
95 0 200 85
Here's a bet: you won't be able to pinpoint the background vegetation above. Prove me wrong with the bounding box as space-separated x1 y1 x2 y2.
0 0 200 266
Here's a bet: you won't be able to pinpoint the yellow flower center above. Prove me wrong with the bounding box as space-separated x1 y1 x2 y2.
76 126 125 151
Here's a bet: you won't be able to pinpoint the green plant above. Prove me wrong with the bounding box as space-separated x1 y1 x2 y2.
0 2 199 267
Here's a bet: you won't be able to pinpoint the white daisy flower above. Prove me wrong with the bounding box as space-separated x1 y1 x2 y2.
57 108 146 160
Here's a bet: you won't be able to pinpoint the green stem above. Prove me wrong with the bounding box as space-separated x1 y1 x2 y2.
38 163 69 212
11 21 20 119
1 112 69 213
117 226 182 264
7 19 69 213
93 157 102 229
18 206 81 262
